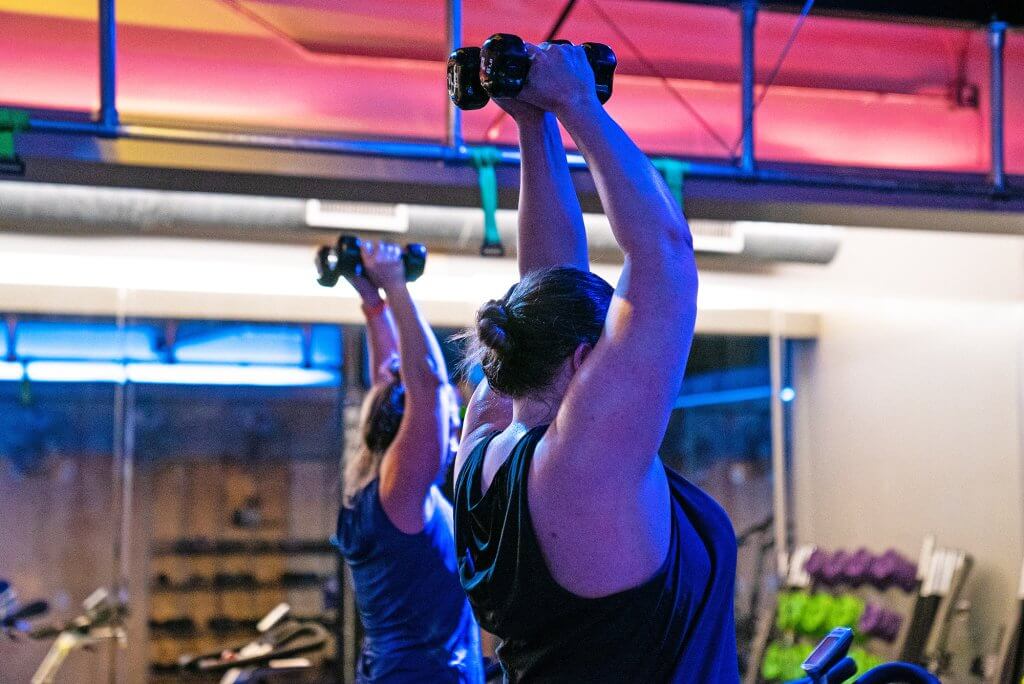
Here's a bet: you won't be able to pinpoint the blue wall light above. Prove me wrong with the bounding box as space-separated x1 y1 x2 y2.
0 319 343 387
127 363 339 387
1 361 338 387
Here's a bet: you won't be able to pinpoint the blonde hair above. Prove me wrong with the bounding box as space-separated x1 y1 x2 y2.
342 384 391 508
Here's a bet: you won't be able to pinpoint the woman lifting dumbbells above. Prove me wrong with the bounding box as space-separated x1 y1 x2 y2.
334 239 484 683
452 41 739 681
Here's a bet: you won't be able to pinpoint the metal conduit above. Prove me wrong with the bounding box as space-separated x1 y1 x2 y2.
0 181 842 264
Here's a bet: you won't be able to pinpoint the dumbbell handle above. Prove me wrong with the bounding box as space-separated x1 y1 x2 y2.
450 34 616 109
315 236 426 288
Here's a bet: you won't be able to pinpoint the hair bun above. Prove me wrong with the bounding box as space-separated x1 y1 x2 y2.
477 300 513 355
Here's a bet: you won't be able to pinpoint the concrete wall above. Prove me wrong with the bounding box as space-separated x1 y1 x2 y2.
701 226 1024 671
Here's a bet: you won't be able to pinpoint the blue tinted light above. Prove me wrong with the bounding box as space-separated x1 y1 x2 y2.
173 323 306 365
309 325 343 368
16 322 161 362
7 361 338 387
780 387 796 402
127 363 338 387
674 385 771 409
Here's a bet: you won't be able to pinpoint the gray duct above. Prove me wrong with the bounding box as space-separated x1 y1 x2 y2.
0 181 840 264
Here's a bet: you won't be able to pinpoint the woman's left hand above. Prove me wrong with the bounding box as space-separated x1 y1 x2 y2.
360 240 406 291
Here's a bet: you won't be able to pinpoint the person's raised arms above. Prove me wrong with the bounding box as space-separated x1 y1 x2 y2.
518 44 698 487
361 241 452 533
458 52 590 471
493 52 588 278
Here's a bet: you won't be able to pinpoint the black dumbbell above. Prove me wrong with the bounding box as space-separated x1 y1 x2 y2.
479 33 533 99
580 42 616 103
448 34 617 110
482 34 616 103
316 235 427 287
447 47 489 110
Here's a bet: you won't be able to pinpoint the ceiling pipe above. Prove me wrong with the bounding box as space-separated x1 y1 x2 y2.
0 181 841 265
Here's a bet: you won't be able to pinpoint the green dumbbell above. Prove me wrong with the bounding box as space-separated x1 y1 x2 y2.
776 592 790 631
777 591 809 632
762 641 785 681
829 594 865 629
800 592 834 635
783 645 808 680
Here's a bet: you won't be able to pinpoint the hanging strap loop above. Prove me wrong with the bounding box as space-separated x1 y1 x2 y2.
652 158 689 213
468 146 505 257
0 109 29 175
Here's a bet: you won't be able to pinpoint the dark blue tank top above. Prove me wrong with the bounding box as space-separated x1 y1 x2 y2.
336 480 484 683
454 426 739 683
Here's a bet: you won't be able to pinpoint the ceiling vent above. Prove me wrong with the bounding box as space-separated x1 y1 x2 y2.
305 200 410 232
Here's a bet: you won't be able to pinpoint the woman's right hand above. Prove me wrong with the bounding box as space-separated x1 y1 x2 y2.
360 240 406 292
517 42 599 118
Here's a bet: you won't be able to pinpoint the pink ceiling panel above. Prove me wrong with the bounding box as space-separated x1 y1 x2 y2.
0 3 1021 173
1 11 98 114
238 0 971 94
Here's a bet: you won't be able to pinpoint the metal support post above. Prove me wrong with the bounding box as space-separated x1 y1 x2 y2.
740 0 758 174
989 20 1008 194
446 0 464 149
99 0 119 130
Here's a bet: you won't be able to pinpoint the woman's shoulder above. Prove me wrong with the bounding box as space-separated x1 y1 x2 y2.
337 480 382 537
454 427 502 494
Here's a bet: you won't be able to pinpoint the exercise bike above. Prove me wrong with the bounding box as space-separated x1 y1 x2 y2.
0 579 50 639
790 627 941 684
30 588 128 684
178 603 331 684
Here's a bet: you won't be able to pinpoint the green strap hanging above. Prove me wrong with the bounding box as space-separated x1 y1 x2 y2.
0 108 29 175
652 158 689 213
468 146 505 257
0 108 29 161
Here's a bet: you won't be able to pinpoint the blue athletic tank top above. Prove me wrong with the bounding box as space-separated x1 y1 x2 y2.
454 426 739 682
336 479 484 683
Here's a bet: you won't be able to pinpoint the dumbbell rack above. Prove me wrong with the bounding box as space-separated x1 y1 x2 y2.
751 537 972 683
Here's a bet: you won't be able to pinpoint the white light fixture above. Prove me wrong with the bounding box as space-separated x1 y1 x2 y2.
126 363 338 387
305 200 410 232
0 362 25 381
28 361 127 383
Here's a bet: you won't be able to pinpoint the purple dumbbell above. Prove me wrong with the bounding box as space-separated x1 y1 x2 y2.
821 550 850 587
859 602 903 642
841 547 875 587
804 549 831 584
868 549 918 592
